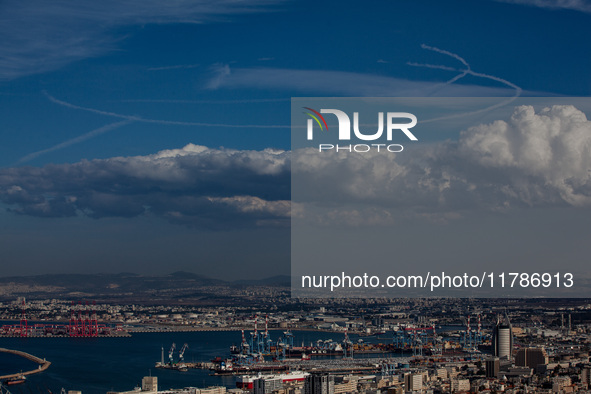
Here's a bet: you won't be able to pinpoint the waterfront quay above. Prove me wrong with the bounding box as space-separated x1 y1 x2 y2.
0 348 51 380
157 357 414 375
2 296 591 392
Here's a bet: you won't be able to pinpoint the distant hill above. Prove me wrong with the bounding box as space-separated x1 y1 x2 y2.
0 272 289 299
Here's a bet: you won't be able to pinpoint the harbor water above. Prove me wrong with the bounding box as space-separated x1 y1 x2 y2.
0 330 404 394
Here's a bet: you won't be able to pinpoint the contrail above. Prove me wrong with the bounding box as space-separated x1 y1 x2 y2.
147 64 200 71
410 44 522 94
406 62 461 72
408 44 522 123
443 71 469 85
17 120 133 164
406 63 469 96
420 44 470 69
119 98 291 104
44 91 141 120
44 91 291 129
41 45 522 142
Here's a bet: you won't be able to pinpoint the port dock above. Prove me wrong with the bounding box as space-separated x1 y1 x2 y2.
0 348 51 380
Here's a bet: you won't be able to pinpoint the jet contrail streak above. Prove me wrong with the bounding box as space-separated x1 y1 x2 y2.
120 98 291 104
406 62 460 72
44 91 291 129
17 119 133 164
409 44 522 123
421 44 470 69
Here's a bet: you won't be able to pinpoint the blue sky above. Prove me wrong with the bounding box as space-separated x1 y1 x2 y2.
0 0 590 279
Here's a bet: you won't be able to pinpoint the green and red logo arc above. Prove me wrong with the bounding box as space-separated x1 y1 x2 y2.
303 107 328 131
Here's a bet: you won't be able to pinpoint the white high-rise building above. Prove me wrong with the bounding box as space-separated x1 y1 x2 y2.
404 373 423 391
492 312 513 361
254 377 282 394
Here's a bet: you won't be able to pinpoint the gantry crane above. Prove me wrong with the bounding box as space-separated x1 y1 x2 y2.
168 343 176 364
179 343 189 362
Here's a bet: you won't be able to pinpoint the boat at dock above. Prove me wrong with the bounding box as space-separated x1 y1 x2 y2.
4 375 26 385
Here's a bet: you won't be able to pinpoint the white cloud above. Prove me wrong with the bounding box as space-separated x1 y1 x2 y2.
1 144 290 227
206 64 232 90
495 0 591 13
208 44 525 98
0 0 282 79
207 196 290 217
293 104 591 224
458 105 591 206
206 67 518 97
5 105 591 227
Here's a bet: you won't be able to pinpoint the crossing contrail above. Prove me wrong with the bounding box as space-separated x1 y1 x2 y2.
408 44 522 123
29 44 523 164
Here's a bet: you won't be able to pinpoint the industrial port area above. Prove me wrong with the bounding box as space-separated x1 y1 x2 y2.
1 291 591 393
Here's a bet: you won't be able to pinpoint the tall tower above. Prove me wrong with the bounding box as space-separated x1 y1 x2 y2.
492 311 513 361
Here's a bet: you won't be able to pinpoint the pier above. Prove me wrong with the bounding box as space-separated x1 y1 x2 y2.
0 348 51 380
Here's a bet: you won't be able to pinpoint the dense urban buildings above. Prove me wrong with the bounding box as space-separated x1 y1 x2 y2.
2 276 591 392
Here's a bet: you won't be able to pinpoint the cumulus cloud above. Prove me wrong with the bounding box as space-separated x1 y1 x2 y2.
1 144 290 228
293 105 591 223
3 105 590 228
458 105 591 206
0 0 282 79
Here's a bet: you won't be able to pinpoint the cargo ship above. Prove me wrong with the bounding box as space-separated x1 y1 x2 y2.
236 371 309 389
